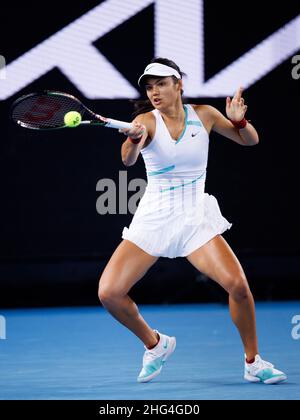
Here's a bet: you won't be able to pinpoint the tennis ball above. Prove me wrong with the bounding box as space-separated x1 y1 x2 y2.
64 111 82 128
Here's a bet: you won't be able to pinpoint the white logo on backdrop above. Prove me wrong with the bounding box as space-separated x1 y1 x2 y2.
0 0 299 99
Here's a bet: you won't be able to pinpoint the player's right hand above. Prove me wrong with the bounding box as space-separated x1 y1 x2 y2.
119 121 146 139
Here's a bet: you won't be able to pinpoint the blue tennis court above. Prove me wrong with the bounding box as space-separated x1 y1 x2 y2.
1 301 299 400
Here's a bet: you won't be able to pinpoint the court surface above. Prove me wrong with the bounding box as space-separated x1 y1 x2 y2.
0 302 299 400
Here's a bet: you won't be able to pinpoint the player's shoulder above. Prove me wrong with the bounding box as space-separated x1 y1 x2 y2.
134 112 156 147
191 104 222 125
133 111 155 124
191 104 219 115
133 111 156 134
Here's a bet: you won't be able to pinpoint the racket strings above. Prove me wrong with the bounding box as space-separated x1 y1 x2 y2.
12 94 85 129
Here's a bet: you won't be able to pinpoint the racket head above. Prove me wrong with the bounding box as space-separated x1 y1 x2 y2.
10 91 103 130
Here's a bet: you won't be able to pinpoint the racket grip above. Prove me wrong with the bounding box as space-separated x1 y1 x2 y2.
105 118 132 130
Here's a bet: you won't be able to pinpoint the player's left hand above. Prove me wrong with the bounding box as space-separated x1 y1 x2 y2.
226 87 248 122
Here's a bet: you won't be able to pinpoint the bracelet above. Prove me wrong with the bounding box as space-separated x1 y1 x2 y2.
230 117 248 129
128 136 142 144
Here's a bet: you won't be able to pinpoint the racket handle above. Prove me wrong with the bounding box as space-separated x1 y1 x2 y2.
105 118 133 130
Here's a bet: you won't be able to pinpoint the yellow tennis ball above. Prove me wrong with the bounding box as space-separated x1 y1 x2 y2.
64 111 82 128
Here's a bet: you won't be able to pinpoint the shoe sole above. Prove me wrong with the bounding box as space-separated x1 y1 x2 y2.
263 375 287 384
244 373 287 384
137 367 163 383
137 337 176 383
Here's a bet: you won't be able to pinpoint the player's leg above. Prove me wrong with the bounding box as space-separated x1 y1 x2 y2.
99 239 176 383
98 239 159 348
186 234 258 360
186 235 287 384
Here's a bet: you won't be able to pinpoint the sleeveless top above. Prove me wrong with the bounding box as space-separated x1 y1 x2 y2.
141 104 209 189
122 104 232 257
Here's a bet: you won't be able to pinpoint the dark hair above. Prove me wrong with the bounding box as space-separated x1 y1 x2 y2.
132 57 186 118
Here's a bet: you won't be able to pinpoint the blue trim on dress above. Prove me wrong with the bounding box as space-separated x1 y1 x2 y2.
159 172 206 193
187 121 202 127
148 165 176 176
175 105 188 144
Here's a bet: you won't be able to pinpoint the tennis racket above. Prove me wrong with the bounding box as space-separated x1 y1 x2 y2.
11 91 133 131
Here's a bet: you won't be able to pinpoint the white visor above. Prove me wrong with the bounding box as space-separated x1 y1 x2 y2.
138 63 181 86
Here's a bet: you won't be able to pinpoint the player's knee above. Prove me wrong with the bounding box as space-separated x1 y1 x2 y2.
228 274 250 302
99 287 115 306
98 281 123 306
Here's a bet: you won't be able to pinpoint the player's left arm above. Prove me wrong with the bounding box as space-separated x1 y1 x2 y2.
206 87 259 146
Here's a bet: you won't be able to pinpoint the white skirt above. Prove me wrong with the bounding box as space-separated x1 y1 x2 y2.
122 192 232 259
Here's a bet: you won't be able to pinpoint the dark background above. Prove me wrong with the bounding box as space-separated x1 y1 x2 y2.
0 1 299 307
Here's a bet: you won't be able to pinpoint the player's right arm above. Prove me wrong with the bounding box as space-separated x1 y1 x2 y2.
121 113 152 167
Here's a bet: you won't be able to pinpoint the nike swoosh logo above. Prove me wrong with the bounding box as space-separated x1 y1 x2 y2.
191 132 200 137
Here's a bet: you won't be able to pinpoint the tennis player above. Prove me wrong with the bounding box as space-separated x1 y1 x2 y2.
98 58 287 385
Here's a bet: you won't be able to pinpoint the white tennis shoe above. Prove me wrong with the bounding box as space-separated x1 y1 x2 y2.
137 330 176 383
244 355 287 384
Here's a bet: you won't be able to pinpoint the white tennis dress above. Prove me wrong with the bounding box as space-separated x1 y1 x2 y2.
122 104 232 258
